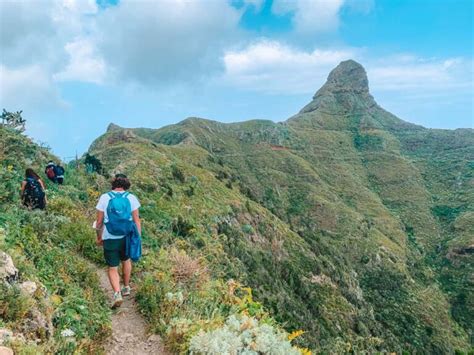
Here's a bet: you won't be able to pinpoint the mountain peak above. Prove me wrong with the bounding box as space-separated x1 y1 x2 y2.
299 60 372 114
107 123 123 132
318 59 369 96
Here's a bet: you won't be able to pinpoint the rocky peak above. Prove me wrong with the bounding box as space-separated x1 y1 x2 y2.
318 59 369 96
299 60 373 114
107 123 123 132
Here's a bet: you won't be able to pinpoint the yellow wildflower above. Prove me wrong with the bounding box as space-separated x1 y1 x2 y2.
51 294 62 306
288 330 305 341
298 348 312 355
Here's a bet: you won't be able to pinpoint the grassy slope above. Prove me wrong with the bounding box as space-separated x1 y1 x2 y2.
88 96 472 353
0 126 111 353
90 71 474 352
2 65 471 354
393 127 474 335
1 126 306 354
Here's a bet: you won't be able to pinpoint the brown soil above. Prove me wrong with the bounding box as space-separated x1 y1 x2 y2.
96 268 167 355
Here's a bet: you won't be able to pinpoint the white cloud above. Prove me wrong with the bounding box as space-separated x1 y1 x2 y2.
221 40 473 99
0 65 66 111
368 57 472 92
0 0 101 110
96 0 242 85
0 0 98 69
54 38 106 84
272 0 346 33
0 0 57 68
222 40 356 94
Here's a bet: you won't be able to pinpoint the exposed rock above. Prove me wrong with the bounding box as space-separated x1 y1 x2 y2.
107 123 123 132
0 329 13 346
298 59 376 114
0 329 24 347
319 59 369 95
0 346 14 355
0 252 18 284
21 309 53 340
19 281 37 296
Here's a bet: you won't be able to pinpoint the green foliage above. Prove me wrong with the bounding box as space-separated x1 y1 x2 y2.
2 66 473 355
1 109 26 132
0 127 110 353
0 284 35 322
353 132 383 151
84 153 103 174
135 248 286 353
83 113 472 353
171 163 186 183
189 314 300 355
431 205 464 224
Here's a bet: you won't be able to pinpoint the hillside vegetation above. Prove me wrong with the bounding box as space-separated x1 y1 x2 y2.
0 123 306 353
1 60 472 354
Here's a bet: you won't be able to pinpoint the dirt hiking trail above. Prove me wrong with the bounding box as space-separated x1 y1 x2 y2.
96 268 167 355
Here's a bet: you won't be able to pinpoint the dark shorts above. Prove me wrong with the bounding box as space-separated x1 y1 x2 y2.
103 238 129 267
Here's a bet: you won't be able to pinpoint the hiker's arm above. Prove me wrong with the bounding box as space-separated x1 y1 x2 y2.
132 209 141 236
96 211 104 245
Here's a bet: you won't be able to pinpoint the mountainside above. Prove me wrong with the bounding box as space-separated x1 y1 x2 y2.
88 60 473 352
1 60 472 354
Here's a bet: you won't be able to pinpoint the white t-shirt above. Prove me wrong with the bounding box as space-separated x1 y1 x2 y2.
96 191 141 240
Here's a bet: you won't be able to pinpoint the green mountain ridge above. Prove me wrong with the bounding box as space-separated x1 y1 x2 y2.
88 60 473 352
1 59 472 353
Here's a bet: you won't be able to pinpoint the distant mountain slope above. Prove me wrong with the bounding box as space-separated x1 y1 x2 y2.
89 60 473 352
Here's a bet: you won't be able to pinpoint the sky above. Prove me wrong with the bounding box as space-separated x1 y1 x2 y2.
0 0 473 159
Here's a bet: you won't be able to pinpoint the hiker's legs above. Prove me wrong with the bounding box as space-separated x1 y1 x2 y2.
107 267 121 293
122 259 132 287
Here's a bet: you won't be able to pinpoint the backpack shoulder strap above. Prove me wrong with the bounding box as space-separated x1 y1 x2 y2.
107 191 116 199
123 192 130 198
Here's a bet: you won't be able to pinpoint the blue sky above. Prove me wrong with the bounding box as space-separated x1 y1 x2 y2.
1 0 472 159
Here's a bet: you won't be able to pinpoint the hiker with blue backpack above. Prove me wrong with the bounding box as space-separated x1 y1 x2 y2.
95 174 142 308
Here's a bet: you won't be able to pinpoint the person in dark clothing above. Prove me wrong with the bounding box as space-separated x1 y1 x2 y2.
21 168 46 210
45 161 56 183
54 164 65 184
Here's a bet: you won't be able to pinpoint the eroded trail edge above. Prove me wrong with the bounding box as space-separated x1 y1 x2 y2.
96 268 167 355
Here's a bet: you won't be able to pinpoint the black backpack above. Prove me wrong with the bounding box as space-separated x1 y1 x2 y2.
23 178 45 209
54 165 65 176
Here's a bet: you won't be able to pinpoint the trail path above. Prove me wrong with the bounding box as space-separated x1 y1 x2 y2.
96 268 167 355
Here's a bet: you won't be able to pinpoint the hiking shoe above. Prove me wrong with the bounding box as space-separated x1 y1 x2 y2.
112 291 123 309
121 286 131 297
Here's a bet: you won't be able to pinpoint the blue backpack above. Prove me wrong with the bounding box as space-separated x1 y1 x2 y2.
105 191 133 235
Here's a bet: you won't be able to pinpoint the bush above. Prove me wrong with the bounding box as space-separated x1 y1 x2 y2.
189 314 301 355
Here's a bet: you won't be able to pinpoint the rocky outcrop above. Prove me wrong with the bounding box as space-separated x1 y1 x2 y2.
19 281 37 296
0 346 14 355
0 252 53 345
0 252 18 284
299 59 375 114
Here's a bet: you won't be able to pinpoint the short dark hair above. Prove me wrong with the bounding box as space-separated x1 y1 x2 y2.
111 174 131 190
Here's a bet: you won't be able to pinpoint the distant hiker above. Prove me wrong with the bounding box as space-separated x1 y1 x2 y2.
20 168 46 210
54 164 65 184
94 174 141 308
45 161 56 183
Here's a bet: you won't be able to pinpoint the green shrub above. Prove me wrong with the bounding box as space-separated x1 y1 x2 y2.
189 314 301 355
